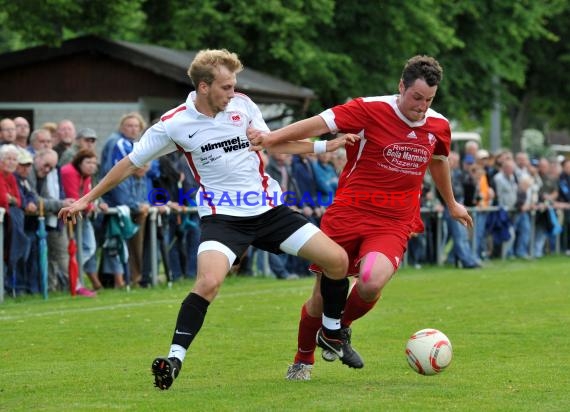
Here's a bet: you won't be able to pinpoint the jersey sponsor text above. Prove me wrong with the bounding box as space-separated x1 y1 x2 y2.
200 137 250 153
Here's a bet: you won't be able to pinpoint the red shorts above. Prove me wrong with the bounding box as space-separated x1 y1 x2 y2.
310 206 413 276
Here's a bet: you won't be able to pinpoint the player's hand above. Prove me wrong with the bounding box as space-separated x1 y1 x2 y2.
247 127 274 151
448 201 473 229
58 198 89 224
326 133 360 152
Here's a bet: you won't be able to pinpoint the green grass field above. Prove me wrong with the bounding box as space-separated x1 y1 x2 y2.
1 256 569 411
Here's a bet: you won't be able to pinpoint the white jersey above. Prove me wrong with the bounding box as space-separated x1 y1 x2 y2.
129 91 283 217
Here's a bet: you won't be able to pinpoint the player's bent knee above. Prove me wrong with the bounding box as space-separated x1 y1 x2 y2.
359 252 394 291
332 250 349 278
296 232 348 278
357 277 383 296
194 275 224 300
359 268 392 294
314 245 348 279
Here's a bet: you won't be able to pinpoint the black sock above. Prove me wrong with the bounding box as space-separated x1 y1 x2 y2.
171 292 210 349
320 276 349 336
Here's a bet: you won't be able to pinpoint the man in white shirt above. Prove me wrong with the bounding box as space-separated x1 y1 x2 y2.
59 48 358 390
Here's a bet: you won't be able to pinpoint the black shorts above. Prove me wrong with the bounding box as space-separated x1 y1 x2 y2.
199 206 311 264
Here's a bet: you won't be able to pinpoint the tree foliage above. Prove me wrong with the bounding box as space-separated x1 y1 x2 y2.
511 2 570 133
142 0 351 112
0 0 146 49
435 0 568 135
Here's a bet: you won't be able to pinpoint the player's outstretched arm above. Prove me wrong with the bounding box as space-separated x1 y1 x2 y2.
263 133 359 155
326 133 360 152
58 156 140 224
248 116 330 150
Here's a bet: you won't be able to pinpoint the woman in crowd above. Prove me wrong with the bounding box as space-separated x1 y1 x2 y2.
60 148 108 295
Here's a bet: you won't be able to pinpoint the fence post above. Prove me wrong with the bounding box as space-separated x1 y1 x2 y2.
148 208 158 286
0 207 5 303
555 209 561 254
436 210 444 266
471 207 478 252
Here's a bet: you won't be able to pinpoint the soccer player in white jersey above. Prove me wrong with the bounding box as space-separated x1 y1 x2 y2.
58 49 361 390
248 55 473 380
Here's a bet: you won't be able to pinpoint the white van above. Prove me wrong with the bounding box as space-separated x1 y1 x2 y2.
451 131 481 152
451 131 481 143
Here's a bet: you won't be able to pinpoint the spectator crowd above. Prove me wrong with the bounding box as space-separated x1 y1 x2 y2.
1 114 570 298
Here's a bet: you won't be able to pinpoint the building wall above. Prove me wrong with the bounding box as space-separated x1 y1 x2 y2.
0 101 142 153
0 53 188 102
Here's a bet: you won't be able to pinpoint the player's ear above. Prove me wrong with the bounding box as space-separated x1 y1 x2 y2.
197 81 209 95
398 79 405 94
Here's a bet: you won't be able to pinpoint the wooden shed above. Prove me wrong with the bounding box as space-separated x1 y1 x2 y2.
0 35 314 141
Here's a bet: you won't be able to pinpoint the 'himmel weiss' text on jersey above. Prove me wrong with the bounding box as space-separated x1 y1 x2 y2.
320 95 451 221
129 91 282 217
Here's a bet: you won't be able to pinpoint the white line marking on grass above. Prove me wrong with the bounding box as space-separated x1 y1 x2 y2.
0 285 312 322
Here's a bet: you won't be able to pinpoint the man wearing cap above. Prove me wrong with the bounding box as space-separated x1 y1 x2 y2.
59 127 98 166
14 148 37 213
14 148 42 293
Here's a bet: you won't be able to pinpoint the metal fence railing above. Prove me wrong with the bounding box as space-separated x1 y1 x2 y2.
1 204 567 303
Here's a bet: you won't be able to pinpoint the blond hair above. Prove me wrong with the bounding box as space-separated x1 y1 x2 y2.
41 122 57 136
118 112 147 131
188 49 243 87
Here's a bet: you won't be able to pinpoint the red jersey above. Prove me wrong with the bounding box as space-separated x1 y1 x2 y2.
320 95 450 222
0 171 22 209
60 163 95 213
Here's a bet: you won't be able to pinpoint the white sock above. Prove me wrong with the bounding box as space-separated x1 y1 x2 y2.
322 315 341 331
168 344 186 362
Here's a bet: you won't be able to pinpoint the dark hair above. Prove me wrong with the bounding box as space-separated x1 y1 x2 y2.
71 148 97 173
401 55 443 88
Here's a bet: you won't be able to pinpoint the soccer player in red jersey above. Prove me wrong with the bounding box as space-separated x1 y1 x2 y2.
249 55 473 380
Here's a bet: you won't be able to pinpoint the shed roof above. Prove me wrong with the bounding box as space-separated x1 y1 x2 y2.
0 35 314 106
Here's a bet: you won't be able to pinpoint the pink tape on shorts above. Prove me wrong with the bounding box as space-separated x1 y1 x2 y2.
360 252 381 283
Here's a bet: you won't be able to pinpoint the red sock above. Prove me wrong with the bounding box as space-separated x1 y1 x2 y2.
341 284 379 327
293 304 321 365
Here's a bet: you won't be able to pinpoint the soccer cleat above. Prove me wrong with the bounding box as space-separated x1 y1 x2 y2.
321 327 353 362
285 362 313 381
316 327 364 369
152 357 182 390
321 348 338 362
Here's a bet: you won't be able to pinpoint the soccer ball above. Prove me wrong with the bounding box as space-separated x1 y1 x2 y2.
405 328 452 376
